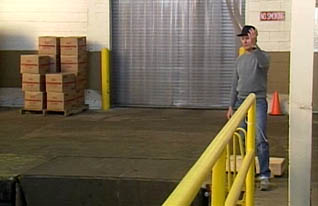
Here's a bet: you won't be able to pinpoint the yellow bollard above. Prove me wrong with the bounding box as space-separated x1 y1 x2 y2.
101 48 110 110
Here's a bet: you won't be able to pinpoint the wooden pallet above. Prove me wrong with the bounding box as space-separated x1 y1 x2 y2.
43 104 89 117
20 108 45 115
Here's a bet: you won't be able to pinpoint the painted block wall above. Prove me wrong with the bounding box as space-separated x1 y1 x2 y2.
0 0 110 108
246 0 291 52
247 0 318 112
0 0 110 51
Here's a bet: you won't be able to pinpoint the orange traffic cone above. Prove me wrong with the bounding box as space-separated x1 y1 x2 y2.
269 91 282 115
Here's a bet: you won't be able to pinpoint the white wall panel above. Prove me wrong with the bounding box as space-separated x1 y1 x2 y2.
0 0 109 51
0 1 88 12
87 0 110 51
0 12 87 22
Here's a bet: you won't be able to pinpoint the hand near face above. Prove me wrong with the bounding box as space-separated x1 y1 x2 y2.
248 28 257 47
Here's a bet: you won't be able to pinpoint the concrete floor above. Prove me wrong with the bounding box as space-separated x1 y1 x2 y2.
0 107 317 205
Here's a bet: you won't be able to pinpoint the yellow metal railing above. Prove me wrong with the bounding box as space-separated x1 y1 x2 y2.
224 129 247 205
162 93 256 206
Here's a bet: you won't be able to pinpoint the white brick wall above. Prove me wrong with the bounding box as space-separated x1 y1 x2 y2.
246 0 291 51
0 0 110 51
87 0 110 51
0 0 293 52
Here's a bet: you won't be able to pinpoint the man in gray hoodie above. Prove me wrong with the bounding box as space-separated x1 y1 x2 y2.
226 25 271 191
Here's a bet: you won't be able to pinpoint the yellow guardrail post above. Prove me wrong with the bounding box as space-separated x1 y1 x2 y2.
225 150 255 206
101 48 110 110
246 99 256 206
212 149 226 206
225 99 256 206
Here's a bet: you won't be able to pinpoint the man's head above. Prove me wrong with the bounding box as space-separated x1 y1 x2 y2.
237 25 258 51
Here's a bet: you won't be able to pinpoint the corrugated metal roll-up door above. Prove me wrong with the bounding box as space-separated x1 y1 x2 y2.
111 0 242 108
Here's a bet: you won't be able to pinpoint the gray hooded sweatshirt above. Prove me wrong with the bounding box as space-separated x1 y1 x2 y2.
230 48 270 108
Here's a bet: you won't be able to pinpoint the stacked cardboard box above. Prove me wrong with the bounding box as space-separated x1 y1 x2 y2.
21 55 50 110
38 36 61 73
60 37 87 107
20 55 50 75
22 74 45 91
21 36 87 113
46 73 76 111
24 92 46 111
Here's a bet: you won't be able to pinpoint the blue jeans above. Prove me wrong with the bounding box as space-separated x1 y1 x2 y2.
236 97 271 178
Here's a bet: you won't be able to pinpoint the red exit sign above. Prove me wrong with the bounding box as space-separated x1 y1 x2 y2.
260 11 285 21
